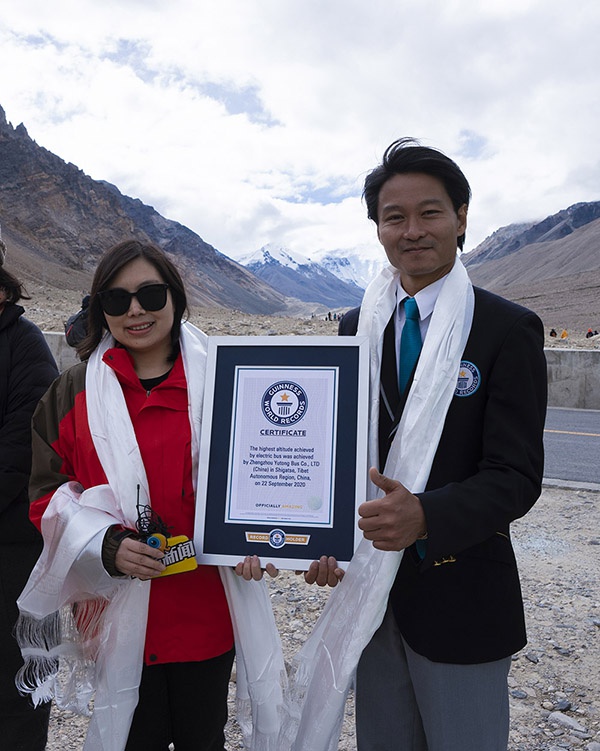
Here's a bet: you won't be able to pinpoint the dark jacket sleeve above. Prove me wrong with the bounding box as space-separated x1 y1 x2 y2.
0 317 58 515
418 305 547 568
28 362 87 529
392 293 548 663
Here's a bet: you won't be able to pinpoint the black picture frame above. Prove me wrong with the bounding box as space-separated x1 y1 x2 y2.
194 336 369 569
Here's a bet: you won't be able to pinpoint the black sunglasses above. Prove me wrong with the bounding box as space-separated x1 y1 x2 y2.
97 283 169 317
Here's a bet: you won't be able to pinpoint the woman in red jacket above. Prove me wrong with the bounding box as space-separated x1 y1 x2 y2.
17 241 282 751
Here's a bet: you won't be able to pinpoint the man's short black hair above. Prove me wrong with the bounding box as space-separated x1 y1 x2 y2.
363 138 472 249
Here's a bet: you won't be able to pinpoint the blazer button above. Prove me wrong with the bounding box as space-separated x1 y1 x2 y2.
149 653 158 662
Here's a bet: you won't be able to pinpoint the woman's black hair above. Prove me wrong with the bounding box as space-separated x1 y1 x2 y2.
0 266 30 305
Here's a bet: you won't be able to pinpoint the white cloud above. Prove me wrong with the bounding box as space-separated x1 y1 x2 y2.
1 0 600 263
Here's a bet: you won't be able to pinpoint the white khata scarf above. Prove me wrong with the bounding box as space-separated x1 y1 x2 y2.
278 259 475 750
16 322 287 751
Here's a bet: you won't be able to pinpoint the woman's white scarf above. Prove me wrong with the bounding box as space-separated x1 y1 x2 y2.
17 322 286 751
279 259 474 750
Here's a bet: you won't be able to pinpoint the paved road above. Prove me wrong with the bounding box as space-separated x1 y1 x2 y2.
544 407 600 485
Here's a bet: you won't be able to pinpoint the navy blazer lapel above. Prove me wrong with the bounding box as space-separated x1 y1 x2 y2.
380 311 425 469
379 315 405 469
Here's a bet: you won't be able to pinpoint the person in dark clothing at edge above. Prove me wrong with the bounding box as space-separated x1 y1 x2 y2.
304 138 547 751
0 264 58 750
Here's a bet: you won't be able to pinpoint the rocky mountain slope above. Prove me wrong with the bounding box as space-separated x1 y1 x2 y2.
467 202 600 265
465 206 600 333
0 105 288 315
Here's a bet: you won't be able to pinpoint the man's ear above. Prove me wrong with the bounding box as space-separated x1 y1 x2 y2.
457 204 468 236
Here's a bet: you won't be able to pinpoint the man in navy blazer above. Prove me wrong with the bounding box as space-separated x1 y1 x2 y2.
308 139 547 750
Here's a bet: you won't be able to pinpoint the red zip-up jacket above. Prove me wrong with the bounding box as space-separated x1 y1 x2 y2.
29 347 233 665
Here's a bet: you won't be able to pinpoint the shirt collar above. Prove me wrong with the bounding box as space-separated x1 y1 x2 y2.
396 273 449 321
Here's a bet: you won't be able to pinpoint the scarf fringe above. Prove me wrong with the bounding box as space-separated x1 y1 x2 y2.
15 598 108 715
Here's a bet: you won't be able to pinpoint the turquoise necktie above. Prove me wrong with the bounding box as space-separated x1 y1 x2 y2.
399 297 427 559
398 297 422 395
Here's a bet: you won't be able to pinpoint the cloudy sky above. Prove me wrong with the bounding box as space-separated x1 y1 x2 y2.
1 0 599 264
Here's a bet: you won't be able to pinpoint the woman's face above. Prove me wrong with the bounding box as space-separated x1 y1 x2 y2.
102 257 175 364
0 285 9 313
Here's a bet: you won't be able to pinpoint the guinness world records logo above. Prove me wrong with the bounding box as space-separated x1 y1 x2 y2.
455 361 481 397
262 381 308 425
269 529 286 548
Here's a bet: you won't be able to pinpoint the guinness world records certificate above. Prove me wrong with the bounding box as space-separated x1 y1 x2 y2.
194 336 369 569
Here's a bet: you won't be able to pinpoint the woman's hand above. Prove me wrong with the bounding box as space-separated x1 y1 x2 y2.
115 537 166 580
234 555 279 581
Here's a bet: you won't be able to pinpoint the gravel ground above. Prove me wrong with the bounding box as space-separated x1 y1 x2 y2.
45 484 600 750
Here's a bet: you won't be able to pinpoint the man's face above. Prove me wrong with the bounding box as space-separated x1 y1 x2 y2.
376 172 467 296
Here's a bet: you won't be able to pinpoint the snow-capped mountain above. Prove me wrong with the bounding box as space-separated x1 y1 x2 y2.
317 249 385 290
239 244 365 308
240 244 313 271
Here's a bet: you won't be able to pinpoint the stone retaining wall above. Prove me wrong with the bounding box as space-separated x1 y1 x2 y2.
544 348 600 410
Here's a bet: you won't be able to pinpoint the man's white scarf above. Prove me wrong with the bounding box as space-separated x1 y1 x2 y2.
279 259 474 750
17 322 286 751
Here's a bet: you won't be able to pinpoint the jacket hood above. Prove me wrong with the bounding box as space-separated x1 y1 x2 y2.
0 303 24 332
